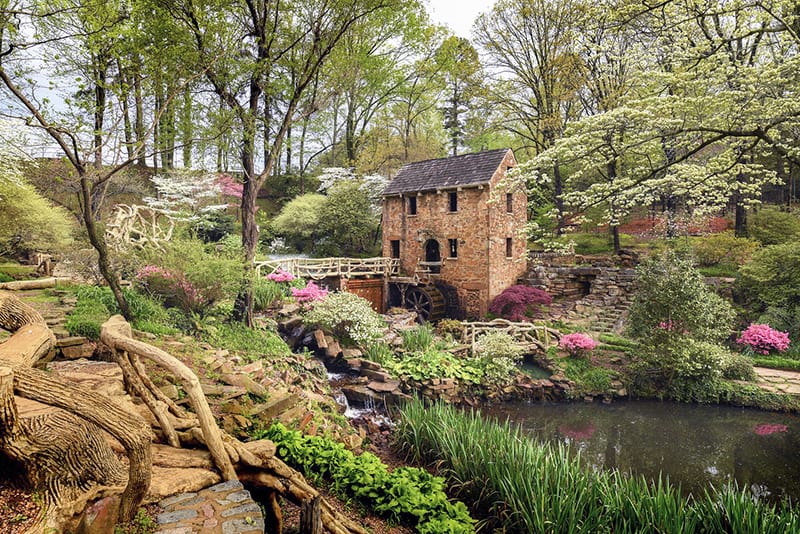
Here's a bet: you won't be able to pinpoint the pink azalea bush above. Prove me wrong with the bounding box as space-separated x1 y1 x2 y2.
135 265 207 313
736 323 790 355
292 281 329 305
559 332 598 358
267 269 296 283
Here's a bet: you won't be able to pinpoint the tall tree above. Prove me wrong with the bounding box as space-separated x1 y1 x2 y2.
474 0 586 232
0 0 191 319
168 0 398 325
435 36 482 156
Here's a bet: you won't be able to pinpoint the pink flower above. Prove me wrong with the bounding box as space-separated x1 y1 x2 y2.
737 324 790 355
559 333 598 357
292 281 328 304
753 423 788 436
216 174 243 198
267 269 296 283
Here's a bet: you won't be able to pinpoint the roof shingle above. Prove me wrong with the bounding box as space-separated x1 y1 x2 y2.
383 148 510 196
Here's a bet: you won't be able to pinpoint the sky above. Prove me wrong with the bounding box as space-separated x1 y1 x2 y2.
425 0 492 38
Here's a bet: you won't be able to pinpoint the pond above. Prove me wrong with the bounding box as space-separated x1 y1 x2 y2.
480 400 800 502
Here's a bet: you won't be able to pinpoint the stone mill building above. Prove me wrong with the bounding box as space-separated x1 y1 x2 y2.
381 148 528 318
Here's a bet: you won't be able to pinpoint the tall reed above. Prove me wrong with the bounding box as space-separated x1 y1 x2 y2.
396 398 799 533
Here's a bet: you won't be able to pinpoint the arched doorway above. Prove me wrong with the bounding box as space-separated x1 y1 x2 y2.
423 239 441 273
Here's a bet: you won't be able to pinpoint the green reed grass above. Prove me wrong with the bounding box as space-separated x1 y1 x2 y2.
396 398 799 533
400 324 435 352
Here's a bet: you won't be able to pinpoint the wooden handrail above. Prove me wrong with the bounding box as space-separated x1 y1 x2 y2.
255 257 400 280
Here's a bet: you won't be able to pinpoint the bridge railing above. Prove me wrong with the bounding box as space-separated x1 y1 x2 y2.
462 318 562 352
255 257 400 280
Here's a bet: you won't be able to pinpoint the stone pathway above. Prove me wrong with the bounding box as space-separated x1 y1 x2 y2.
753 367 800 396
154 480 264 534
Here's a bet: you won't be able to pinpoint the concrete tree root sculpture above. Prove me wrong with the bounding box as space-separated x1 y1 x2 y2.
100 315 369 534
0 291 153 532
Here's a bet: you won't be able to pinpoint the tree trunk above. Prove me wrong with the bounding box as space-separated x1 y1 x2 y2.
300 496 322 534
0 297 151 525
80 175 132 320
134 57 147 167
119 60 135 162
181 85 193 169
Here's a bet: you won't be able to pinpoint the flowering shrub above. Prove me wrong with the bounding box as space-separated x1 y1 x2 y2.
736 324 790 355
267 269 296 283
135 265 208 313
303 291 385 347
489 285 552 321
559 333 598 358
292 281 329 304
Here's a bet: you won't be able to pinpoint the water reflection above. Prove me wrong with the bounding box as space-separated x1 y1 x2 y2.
480 400 800 502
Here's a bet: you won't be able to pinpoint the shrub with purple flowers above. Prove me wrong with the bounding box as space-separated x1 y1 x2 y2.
559 332 598 358
489 285 552 321
736 323 790 355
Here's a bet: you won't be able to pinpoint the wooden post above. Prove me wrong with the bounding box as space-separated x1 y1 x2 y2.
299 496 322 534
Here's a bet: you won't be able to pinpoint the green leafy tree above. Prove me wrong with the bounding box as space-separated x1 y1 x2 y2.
0 157 74 256
317 180 380 257
435 36 482 156
270 193 327 253
170 0 402 325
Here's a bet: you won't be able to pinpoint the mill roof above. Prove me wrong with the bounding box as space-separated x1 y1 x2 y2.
383 148 511 196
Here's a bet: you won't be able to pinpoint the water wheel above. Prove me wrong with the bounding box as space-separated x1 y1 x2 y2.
404 284 446 323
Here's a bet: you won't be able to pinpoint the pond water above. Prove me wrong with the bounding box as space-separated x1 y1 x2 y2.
480 400 800 502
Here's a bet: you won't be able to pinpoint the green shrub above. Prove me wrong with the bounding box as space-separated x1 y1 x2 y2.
303 291 386 347
191 212 235 243
400 324 435 352
260 423 475 533
384 348 483 385
253 278 285 311
0 271 13 283
719 352 757 381
692 231 758 267
738 242 800 310
138 238 243 312
436 319 464 341
628 250 735 346
473 331 523 361
747 207 800 245
65 295 109 339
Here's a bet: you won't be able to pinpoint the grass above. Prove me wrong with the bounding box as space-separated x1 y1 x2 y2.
65 285 179 339
400 324 435 352
0 261 36 280
554 232 640 255
749 355 800 372
396 399 800 533
201 321 291 360
698 265 739 277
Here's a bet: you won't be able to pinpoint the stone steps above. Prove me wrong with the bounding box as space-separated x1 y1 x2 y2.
154 480 264 534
